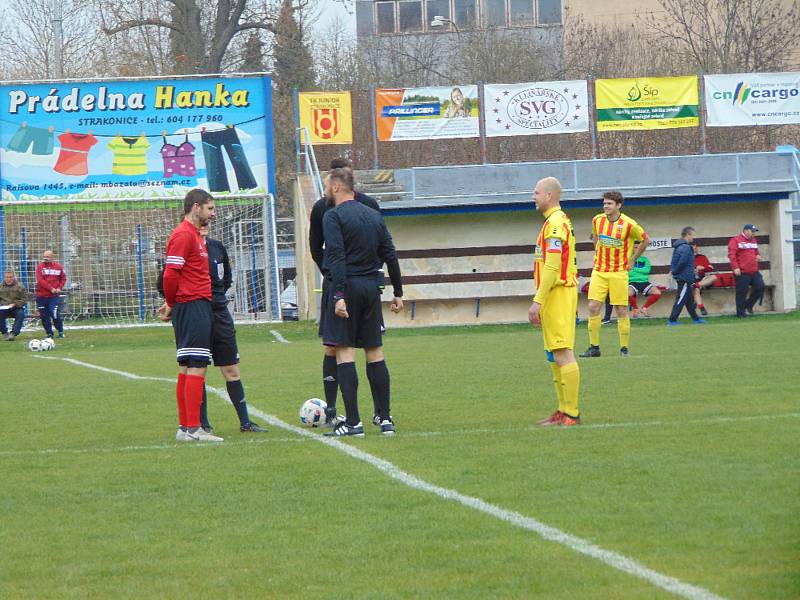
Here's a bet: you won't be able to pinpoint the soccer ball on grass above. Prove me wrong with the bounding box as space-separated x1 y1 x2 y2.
28 339 42 352
40 338 55 351
300 398 327 427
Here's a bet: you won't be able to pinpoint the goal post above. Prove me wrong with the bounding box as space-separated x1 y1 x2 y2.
0 193 282 328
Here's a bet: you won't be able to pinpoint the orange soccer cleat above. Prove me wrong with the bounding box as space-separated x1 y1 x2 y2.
537 411 564 426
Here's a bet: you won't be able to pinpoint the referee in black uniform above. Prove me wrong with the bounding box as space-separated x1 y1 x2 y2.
309 158 381 426
320 168 403 437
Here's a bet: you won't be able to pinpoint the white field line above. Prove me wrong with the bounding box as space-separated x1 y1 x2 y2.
269 329 290 343
33 355 726 600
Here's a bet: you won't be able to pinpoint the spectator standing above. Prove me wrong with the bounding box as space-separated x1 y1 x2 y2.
667 227 705 326
35 249 67 340
0 271 27 341
727 224 764 317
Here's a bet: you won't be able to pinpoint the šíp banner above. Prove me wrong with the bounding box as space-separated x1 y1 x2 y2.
375 86 480 141
484 81 589 136
0 75 275 200
595 76 699 131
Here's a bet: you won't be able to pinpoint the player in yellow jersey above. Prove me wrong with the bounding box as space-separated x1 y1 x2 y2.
527 177 581 426
580 191 649 358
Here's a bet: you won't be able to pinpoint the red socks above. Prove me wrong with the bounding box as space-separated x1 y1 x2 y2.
176 373 187 427
629 295 638 310
184 374 205 428
644 294 661 309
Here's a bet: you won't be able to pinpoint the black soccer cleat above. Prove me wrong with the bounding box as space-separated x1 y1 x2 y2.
620 346 629 357
240 422 267 433
324 421 365 437
380 418 396 436
579 345 601 358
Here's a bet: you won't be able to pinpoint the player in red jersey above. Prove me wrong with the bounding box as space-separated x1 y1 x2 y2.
158 189 223 442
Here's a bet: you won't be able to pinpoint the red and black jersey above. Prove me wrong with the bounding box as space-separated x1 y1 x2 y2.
164 219 211 304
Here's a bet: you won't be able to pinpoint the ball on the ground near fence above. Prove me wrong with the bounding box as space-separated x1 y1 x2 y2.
40 338 55 351
300 398 327 427
28 339 42 352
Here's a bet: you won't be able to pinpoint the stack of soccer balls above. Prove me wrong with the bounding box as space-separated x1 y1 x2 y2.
300 398 327 427
28 338 55 352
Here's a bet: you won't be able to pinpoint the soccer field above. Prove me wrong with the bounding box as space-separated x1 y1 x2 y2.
1 313 798 599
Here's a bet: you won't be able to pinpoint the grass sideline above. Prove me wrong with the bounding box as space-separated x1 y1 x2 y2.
0 312 798 598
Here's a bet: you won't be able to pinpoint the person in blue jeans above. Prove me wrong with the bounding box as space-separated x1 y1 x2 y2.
35 249 67 339
668 227 705 326
0 271 27 340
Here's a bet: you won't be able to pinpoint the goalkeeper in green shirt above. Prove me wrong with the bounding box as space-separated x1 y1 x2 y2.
628 255 662 317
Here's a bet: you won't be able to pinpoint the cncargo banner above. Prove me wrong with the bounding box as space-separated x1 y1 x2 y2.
297 91 353 144
0 75 275 200
596 76 699 131
375 86 480 141
484 81 588 136
705 73 800 126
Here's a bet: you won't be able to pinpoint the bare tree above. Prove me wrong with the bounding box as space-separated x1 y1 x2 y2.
643 0 800 73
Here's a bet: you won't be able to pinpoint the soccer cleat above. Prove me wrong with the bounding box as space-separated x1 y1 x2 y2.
692 318 707 325
632 309 639 319
699 306 708 316
601 318 612 325
323 421 365 437
193 428 224 442
201 425 215 435
666 320 682 326
323 407 341 427
380 419 396 436
175 427 189 441
240 422 267 433
620 346 629 356
57 331 65 339
579 345 601 358
561 415 582 426
537 411 564 426
372 414 381 427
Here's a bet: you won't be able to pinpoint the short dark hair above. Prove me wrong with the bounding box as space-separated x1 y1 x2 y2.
681 226 695 238
183 189 213 214
603 191 624 206
329 157 352 170
328 168 354 191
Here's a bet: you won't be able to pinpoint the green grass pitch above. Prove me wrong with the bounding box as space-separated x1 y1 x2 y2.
1 313 798 599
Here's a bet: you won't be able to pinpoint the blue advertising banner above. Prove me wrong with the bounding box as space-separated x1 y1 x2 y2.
0 74 275 200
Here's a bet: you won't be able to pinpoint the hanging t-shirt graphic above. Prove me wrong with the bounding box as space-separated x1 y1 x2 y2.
54 132 97 176
108 134 151 175
201 126 257 193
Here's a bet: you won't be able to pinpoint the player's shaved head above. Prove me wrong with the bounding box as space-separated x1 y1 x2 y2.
538 177 561 197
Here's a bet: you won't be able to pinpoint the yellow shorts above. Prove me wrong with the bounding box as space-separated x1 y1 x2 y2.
540 285 578 351
588 270 629 305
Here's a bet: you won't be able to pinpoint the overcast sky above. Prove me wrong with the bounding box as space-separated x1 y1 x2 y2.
312 0 357 37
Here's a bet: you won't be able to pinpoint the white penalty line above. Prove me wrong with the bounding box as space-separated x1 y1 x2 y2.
37 355 725 600
269 330 290 344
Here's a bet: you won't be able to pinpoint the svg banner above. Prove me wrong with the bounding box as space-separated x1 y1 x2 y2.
595 76 699 131
297 91 353 144
0 75 275 200
705 72 800 126
375 86 480 141
483 81 589 137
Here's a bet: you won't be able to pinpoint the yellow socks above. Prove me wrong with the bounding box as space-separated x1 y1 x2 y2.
618 317 631 348
550 363 565 413
560 362 580 417
588 315 601 346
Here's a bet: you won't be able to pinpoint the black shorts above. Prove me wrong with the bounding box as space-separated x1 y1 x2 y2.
320 276 384 349
628 281 656 296
211 304 240 366
172 299 212 367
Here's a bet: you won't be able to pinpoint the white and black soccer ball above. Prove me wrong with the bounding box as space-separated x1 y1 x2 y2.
40 338 55 351
300 398 327 428
27 339 42 352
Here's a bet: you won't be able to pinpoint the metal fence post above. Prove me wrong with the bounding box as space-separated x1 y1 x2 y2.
589 76 598 159
369 85 380 169
699 74 708 154
478 80 488 164
293 88 302 173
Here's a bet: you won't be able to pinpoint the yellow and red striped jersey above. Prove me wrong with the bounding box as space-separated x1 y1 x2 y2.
534 206 578 290
591 212 648 272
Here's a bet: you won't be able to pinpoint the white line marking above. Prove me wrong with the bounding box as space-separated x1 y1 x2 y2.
269 329 290 344
40 355 726 600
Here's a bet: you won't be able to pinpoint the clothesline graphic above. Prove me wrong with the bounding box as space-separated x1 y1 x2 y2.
0 115 266 138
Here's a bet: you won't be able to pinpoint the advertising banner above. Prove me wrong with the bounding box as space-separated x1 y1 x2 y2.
705 72 800 126
375 86 480 141
484 81 589 136
595 76 699 131
0 75 275 200
297 91 353 144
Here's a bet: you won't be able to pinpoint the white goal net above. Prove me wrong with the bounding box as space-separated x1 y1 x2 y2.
0 194 281 328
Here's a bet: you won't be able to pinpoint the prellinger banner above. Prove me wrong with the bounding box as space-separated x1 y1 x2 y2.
705 72 800 126
375 86 480 141
0 75 275 200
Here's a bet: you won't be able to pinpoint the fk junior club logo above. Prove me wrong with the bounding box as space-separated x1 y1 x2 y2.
313 108 339 139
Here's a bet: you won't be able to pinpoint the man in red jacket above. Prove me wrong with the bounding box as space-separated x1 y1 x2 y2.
35 249 67 339
727 224 764 318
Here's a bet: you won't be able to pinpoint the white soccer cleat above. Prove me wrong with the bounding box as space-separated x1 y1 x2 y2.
194 428 224 442
175 428 189 441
